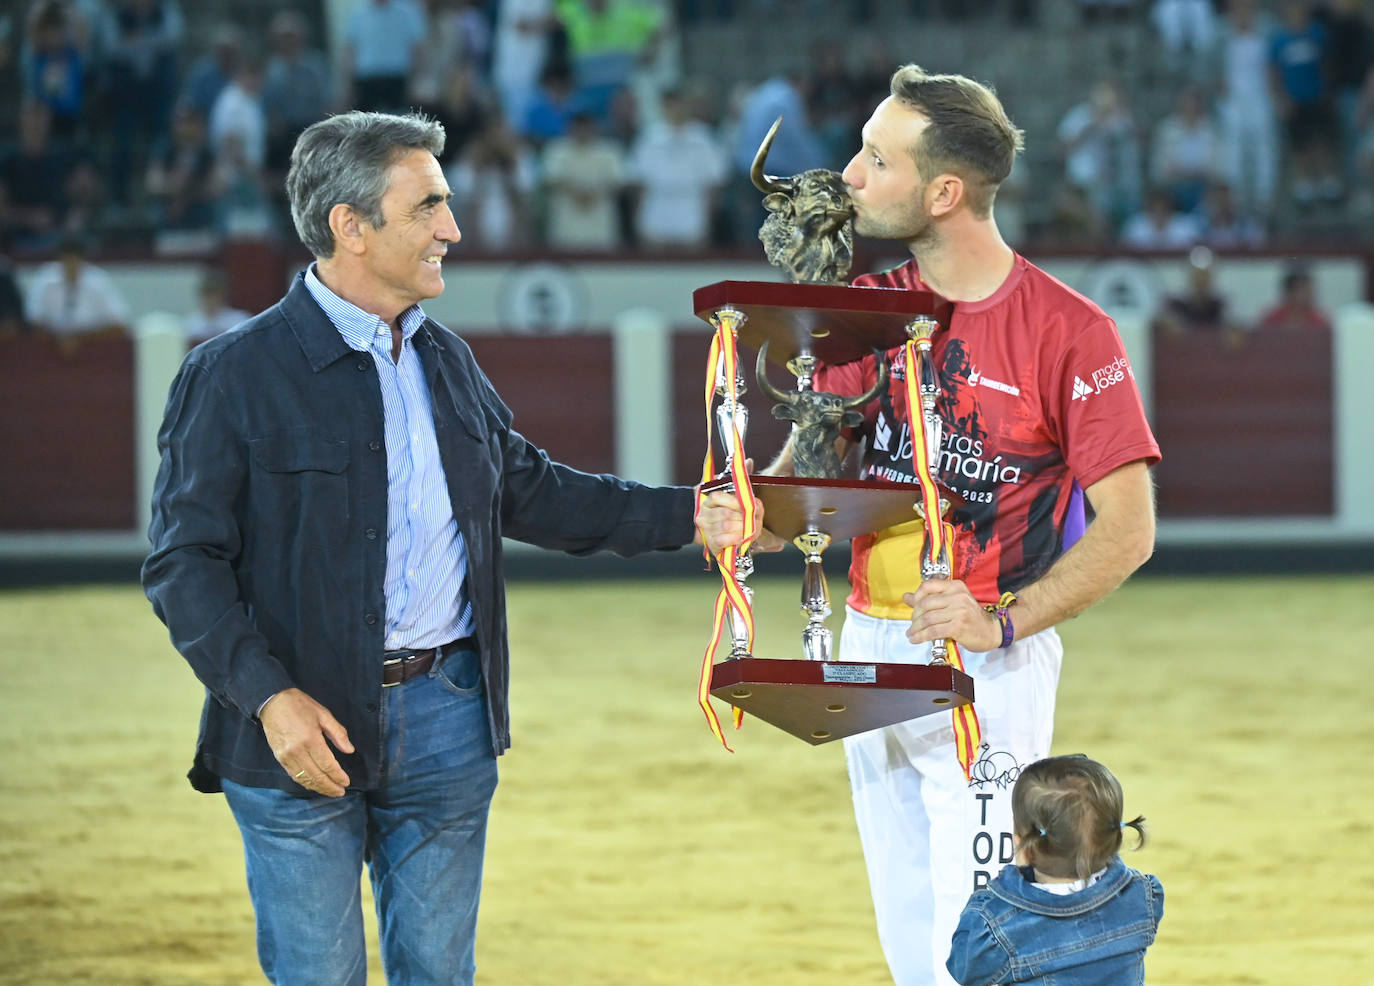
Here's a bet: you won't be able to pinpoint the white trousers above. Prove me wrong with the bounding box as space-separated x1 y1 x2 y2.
1220 97 1279 216
840 607 1063 986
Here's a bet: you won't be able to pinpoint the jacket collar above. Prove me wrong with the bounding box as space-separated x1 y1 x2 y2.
280 271 356 373
987 857 1134 918
279 269 450 373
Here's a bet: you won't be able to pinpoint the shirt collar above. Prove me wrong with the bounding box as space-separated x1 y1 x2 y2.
303 263 427 352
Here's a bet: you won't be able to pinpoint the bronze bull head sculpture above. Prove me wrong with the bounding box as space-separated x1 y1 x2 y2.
756 340 889 478
752 116 855 285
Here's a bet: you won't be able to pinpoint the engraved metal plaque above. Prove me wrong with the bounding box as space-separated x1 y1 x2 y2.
823 663 877 684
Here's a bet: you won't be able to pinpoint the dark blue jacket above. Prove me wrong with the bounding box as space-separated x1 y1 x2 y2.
946 859 1164 985
143 274 695 793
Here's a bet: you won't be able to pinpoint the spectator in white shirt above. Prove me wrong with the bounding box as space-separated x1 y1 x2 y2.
1150 85 1224 214
446 116 538 249
626 86 725 248
491 0 556 128
542 110 626 251
1119 187 1203 251
209 56 267 171
1057 79 1143 231
1152 0 1217 80
25 234 131 352
185 268 249 344
1218 0 1278 219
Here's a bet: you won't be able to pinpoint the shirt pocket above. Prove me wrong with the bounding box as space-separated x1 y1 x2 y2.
249 430 350 474
246 430 353 536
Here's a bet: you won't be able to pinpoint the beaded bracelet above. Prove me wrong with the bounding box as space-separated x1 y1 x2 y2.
984 591 1017 648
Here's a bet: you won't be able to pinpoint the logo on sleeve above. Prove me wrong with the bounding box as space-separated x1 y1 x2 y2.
1072 355 1133 401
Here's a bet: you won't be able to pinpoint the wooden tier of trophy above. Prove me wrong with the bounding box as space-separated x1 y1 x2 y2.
695 280 973 746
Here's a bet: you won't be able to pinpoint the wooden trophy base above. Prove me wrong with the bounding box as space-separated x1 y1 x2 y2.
701 475 961 543
693 280 953 366
710 658 974 745
699 477 973 746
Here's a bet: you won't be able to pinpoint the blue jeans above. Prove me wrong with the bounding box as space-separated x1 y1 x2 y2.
222 643 497 986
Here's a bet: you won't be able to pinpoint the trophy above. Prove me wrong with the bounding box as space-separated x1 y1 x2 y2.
694 119 974 747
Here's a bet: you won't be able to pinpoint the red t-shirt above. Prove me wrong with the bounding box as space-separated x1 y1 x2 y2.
813 255 1161 618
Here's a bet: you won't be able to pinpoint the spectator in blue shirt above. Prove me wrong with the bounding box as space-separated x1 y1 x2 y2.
1270 0 1342 202
262 10 335 191
180 24 241 120
344 0 427 113
98 0 185 204
728 74 825 244
22 0 86 141
520 65 594 145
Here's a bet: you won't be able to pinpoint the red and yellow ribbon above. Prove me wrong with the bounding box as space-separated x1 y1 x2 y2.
903 337 982 781
696 318 757 750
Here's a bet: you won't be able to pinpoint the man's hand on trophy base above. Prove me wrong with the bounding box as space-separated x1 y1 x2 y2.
693 489 785 555
903 580 1001 653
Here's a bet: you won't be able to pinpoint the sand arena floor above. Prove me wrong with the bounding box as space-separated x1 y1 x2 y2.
1 575 1370 985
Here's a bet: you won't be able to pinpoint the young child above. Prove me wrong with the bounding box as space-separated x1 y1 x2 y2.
946 755 1164 985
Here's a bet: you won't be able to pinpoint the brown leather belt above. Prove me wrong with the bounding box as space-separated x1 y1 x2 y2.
382 640 470 687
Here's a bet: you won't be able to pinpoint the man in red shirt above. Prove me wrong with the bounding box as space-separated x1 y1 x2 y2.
764 65 1160 986
1256 265 1332 332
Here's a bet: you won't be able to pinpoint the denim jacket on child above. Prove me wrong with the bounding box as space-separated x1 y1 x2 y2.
946 857 1164 986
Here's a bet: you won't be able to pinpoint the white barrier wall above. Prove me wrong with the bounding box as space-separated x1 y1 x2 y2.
15 255 1361 337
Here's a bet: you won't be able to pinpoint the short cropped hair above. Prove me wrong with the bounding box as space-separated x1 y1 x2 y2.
286 111 446 259
889 64 1024 218
1281 265 1312 296
1012 754 1146 882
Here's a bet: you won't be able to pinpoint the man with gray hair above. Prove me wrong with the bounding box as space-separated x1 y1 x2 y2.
143 110 757 985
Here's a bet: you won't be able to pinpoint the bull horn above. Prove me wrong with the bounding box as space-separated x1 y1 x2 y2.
755 339 791 406
750 117 791 195
841 352 890 410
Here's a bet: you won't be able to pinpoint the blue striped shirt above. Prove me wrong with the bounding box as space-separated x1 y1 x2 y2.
304 265 473 650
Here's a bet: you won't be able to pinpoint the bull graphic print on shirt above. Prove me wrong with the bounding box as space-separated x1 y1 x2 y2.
861 336 1066 586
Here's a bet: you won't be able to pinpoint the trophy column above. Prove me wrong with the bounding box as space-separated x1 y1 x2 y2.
795 530 832 661
784 349 832 664
710 305 754 660
908 315 955 666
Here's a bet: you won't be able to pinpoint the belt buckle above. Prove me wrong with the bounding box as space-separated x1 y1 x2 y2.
382 654 405 687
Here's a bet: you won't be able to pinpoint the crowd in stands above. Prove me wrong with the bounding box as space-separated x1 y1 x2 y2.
1061 0 1374 249
0 0 1371 306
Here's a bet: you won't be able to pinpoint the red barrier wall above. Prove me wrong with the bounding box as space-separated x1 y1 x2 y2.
1 334 137 529
1151 327 1333 516
466 335 616 474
